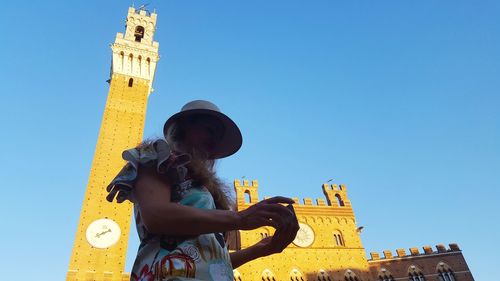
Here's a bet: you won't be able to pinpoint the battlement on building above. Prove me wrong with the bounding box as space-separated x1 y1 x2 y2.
112 6 159 49
368 243 461 261
128 6 157 20
234 179 353 209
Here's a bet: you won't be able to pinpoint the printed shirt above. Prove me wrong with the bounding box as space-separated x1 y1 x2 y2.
130 180 234 281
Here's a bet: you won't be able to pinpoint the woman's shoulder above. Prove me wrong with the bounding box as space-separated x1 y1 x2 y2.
174 181 215 209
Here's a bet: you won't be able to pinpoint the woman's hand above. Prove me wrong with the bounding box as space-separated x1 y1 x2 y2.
236 196 295 230
229 204 299 268
255 204 300 256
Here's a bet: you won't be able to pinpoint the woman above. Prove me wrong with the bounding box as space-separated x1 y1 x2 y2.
106 100 299 281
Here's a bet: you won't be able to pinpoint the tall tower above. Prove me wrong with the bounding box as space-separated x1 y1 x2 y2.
67 7 159 281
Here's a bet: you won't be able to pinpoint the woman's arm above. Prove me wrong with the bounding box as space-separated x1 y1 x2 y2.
230 216 300 268
133 167 295 236
230 243 267 269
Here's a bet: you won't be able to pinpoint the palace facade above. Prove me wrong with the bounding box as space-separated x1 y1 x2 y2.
229 180 474 281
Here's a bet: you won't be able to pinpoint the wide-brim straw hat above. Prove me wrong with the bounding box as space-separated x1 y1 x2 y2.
163 100 242 159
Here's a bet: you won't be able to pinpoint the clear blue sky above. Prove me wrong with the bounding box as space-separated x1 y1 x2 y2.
0 1 498 280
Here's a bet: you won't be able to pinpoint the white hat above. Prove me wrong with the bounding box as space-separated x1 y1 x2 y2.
163 100 243 159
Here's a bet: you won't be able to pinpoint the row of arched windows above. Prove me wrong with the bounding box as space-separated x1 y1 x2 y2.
378 262 457 281
235 269 361 281
118 51 152 77
234 262 457 281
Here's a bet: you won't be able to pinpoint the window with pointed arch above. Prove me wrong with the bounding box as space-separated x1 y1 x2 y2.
408 265 426 281
378 268 394 281
146 57 151 76
335 194 345 206
137 55 142 75
333 230 345 246
233 269 242 281
244 190 251 203
317 269 332 281
290 268 305 281
119 51 125 69
261 269 276 281
344 269 361 281
134 25 145 42
259 228 270 240
437 262 456 281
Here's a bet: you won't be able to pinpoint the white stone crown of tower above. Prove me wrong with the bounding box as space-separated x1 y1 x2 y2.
110 7 159 91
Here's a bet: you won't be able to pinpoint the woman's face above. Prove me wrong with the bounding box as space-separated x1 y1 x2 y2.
181 115 224 156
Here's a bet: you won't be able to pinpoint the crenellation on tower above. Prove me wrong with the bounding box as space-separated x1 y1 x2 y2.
367 243 463 261
396 248 406 257
449 243 460 251
423 245 433 254
322 183 352 207
409 247 420 255
436 244 447 253
234 180 354 211
383 250 393 259
303 197 313 205
370 252 381 260
234 179 259 207
316 198 327 206
368 243 472 281
124 7 157 45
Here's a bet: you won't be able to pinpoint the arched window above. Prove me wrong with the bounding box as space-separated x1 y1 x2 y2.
244 190 251 203
259 229 270 239
138 55 142 75
134 25 145 42
128 78 133 87
378 268 394 281
344 269 360 281
119 51 124 70
261 269 276 281
233 269 242 281
146 57 151 76
128 53 133 72
408 265 426 281
437 262 455 281
333 230 345 246
290 268 304 281
317 269 332 281
335 194 345 206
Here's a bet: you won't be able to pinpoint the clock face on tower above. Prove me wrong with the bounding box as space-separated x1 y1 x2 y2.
85 218 121 249
293 222 315 247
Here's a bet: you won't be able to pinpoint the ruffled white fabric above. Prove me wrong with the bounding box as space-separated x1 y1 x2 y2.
106 139 191 203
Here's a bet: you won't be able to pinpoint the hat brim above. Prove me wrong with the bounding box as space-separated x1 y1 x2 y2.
163 109 242 159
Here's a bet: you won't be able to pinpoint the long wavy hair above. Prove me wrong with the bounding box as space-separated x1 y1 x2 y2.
163 118 233 211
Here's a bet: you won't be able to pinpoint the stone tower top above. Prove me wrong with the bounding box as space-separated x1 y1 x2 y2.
110 6 160 89
123 7 158 45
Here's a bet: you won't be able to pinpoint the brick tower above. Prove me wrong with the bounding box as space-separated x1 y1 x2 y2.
67 7 159 281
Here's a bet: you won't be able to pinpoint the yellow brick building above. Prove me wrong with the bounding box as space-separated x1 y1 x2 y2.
231 180 371 281
230 180 474 281
67 6 474 281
